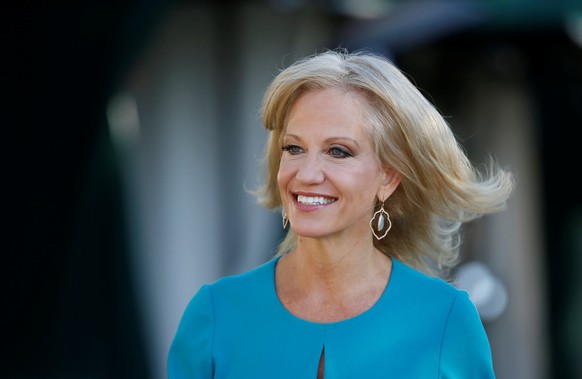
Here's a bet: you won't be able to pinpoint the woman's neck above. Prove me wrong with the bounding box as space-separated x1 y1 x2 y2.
275 238 392 323
283 236 390 295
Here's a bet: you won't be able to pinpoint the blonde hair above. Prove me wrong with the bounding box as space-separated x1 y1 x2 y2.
255 48 514 277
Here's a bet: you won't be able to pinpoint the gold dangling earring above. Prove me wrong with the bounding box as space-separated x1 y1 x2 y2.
370 200 391 240
282 209 289 229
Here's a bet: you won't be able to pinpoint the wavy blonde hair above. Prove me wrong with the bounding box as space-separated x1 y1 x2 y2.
255 48 514 277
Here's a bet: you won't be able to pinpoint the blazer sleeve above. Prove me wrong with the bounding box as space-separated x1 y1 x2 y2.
439 290 496 379
168 285 214 379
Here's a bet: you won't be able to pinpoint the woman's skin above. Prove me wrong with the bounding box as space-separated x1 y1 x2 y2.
275 87 400 324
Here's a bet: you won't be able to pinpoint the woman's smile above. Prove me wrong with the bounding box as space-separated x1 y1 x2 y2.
296 194 336 206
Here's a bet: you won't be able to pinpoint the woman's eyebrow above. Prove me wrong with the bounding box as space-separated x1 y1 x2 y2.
283 134 361 149
324 137 360 148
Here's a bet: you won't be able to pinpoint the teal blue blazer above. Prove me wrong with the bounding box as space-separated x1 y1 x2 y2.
168 257 496 378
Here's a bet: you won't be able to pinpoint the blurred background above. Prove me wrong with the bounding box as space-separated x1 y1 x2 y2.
4 0 582 378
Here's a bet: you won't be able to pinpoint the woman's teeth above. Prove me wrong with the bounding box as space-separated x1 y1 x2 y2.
297 195 335 205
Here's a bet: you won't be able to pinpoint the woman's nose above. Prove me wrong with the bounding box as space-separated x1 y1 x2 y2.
295 153 325 184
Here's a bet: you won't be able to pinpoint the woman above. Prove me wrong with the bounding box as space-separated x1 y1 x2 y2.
168 49 514 378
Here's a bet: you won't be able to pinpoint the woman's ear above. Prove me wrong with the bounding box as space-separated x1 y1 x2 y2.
378 168 401 200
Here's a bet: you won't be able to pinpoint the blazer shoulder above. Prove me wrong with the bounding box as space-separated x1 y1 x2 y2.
392 259 468 304
209 256 278 295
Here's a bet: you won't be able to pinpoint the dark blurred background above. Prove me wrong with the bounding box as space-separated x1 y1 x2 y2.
4 0 582 378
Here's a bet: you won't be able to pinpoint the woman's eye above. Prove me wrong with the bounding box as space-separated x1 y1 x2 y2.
282 145 303 155
328 146 352 158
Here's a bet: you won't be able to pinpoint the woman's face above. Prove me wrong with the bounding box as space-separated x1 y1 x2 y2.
277 87 391 241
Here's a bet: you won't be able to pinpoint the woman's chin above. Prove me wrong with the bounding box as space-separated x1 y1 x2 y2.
291 227 329 239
